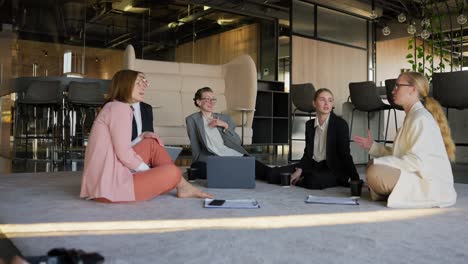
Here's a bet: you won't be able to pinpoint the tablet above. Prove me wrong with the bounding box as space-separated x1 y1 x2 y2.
165 146 183 161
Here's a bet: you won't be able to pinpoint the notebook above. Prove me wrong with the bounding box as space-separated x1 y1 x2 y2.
165 146 182 161
206 156 256 189
305 195 359 205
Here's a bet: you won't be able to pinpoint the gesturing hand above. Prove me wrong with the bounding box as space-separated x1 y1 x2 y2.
352 129 374 150
208 117 228 130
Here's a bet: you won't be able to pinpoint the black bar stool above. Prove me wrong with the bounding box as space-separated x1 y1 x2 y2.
348 81 396 143
13 80 63 164
65 81 106 160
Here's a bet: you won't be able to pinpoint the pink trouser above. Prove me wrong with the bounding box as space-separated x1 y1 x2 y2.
96 138 181 202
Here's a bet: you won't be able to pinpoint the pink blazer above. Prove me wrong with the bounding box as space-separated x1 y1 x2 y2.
80 101 144 202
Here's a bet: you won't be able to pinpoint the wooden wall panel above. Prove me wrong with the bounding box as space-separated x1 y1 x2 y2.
292 36 367 114
376 37 412 84
220 24 258 64
376 36 451 85
175 24 258 67
195 35 221 64
14 40 122 79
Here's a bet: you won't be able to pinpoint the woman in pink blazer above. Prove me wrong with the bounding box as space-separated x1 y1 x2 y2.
80 70 212 202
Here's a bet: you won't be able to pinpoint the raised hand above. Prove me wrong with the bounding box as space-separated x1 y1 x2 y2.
208 117 228 130
352 129 374 150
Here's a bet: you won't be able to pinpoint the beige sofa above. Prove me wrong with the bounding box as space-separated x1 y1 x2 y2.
123 45 257 145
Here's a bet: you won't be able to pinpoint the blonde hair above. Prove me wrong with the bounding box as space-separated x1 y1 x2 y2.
399 72 456 161
107 69 141 103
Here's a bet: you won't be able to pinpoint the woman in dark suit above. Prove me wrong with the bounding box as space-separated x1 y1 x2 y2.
290 88 360 189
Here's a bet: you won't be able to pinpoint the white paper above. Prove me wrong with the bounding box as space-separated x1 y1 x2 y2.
305 195 359 205
204 198 260 209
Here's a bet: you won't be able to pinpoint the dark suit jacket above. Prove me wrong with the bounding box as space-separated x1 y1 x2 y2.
132 102 154 140
185 112 248 163
298 112 359 185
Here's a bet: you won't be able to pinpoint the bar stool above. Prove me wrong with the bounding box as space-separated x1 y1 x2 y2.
384 79 402 143
65 81 105 160
291 83 316 120
348 81 394 143
13 80 63 164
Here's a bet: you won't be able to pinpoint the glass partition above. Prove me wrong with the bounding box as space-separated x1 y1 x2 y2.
317 6 367 48
292 0 315 37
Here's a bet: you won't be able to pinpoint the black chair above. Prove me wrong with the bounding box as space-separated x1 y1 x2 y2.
384 79 402 140
433 71 468 146
348 81 394 143
65 81 105 159
384 79 404 111
290 83 316 119
13 80 64 164
290 83 316 142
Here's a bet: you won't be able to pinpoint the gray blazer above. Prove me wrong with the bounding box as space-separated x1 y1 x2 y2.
185 112 248 163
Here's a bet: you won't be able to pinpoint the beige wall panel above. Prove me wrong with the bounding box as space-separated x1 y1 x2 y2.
292 36 367 114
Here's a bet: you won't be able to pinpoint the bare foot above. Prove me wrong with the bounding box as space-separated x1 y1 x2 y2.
10 256 29 264
176 178 213 199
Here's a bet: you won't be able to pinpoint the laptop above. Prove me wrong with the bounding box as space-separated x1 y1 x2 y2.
165 146 183 161
206 156 256 189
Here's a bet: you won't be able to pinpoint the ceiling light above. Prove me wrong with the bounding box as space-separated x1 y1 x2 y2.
421 18 430 28
457 14 467 25
407 23 416 35
421 29 431 40
203 6 211 11
382 26 391 36
124 5 132 11
398 13 407 23
217 19 235 26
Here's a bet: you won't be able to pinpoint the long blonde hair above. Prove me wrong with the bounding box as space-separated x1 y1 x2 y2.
399 72 456 161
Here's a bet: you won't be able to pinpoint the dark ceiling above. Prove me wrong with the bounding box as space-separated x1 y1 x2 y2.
0 0 466 54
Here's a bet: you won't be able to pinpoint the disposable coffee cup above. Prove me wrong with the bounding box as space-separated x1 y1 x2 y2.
280 172 291 187
187 168 198 182
350 180 363 197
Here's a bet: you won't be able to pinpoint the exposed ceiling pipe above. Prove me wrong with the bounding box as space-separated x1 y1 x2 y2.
145 7 216 40
185 0 288 20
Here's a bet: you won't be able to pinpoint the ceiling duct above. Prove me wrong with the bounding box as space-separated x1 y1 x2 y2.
63 1 85 41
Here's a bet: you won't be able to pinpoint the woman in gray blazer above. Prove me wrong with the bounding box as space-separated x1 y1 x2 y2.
186 87 272 180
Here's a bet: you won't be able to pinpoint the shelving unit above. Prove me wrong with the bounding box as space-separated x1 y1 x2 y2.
252 80 289 145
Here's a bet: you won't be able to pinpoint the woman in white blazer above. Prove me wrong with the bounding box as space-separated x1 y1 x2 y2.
353 72 457 208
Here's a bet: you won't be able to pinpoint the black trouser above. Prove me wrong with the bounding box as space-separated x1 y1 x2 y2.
190 159 273 180
300 160 338 189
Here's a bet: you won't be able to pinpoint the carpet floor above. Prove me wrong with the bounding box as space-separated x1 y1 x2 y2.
0 171 467 264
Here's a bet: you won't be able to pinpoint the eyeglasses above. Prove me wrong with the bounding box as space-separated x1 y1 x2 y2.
394 83 412 90
200 97 217 103
136 77 148 86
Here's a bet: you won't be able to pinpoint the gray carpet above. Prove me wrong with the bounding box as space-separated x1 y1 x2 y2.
1 171 468 264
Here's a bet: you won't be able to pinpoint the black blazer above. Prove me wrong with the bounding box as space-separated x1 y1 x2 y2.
132 102 154 140
298 112 359 184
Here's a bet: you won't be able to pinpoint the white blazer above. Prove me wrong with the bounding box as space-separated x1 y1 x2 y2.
369 101 457 208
